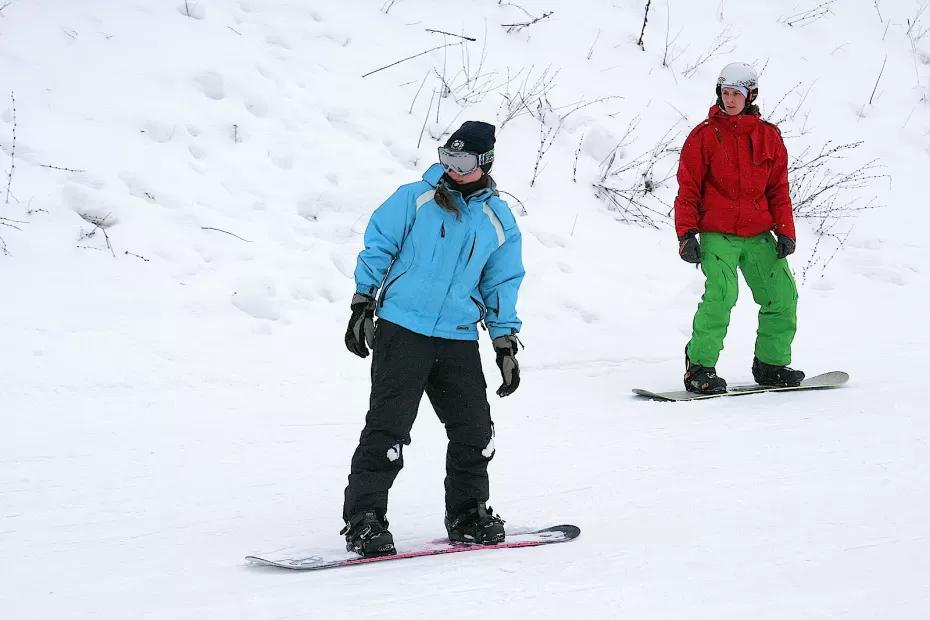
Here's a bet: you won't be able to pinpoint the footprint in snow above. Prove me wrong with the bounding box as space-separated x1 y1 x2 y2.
177 2 206 19
142 120 176 143
232 280 281 321
194 71 224 101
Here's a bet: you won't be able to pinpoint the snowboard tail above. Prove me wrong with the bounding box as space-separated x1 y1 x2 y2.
633 371 849 402
246 525 580 571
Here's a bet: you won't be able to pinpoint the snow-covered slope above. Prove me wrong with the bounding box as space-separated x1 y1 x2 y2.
1 1 928 618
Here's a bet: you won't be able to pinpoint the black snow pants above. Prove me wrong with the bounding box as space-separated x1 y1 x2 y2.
343 320 495 521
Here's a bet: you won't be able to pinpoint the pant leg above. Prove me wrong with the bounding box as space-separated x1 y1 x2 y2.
424 338 494 517
343 321 435 521
687 233 742 367
739 233 799 366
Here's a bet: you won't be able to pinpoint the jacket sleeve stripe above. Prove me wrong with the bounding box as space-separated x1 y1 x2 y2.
482 203 506 247
415 189 436 210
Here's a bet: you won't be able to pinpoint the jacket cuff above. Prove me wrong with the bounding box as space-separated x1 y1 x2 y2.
488 326 518 340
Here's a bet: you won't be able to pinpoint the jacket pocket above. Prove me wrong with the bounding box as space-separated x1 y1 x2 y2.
470 295 487 322
379 270 407 307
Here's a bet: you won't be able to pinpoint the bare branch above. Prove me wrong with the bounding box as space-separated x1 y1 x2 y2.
361 43 461 79
868 55 887 105
681 28 736 78
78 213 116 258
779 1 836 28
572 132 585 183
39 163 86 172
408 70 430 114
425 28 476 41
4 91 15 205
497 65 559 128
417 90 435 148
201 226 253 242
497 190 528 216
502 10 554 34
637 1 652 50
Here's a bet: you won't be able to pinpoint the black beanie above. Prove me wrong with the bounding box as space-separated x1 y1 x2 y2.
445 121 496 173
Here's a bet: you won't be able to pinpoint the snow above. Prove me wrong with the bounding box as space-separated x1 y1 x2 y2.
1 0 929 618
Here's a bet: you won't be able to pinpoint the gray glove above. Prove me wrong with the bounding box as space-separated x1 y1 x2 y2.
492 335 521 397
345 293 376 358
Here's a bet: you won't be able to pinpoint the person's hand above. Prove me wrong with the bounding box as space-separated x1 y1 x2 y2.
492 335 521 397
775 233 796 259
678 231 701 264
345 294 376 357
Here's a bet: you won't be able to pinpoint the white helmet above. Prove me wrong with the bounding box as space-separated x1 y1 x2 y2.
717 62 759 103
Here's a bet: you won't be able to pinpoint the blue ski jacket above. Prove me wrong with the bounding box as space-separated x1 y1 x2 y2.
354 163 524 341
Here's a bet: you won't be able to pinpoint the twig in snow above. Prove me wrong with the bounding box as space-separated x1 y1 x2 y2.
78 213 116 257
662 1 684 68
868 55 887 105
637 1 652 50
124 250 150 262
381 0 399 14
0 216 24 229
362 43 462 78
425 28 476 41
497 65 559 128
201 226 253 242
409 70 430 114
4 91 15 205
778 1 836 28
497 190 528 216
572 132 585 183
586 29 601 60
502 10 554 34
417 90 435 148
681 28 736 78
0 2 11 14
39 163 86 173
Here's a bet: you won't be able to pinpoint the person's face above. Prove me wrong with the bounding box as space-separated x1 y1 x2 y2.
446 167 485 183
721 87 747 115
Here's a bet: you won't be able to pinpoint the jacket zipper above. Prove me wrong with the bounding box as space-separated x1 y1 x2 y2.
378 271 407 307
470 296 488 330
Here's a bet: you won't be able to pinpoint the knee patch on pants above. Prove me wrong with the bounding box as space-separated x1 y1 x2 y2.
703 261 739 308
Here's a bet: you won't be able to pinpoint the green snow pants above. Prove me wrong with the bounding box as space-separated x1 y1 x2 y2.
686 232 798 367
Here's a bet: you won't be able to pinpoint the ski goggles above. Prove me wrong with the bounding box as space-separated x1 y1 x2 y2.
437 147 494 175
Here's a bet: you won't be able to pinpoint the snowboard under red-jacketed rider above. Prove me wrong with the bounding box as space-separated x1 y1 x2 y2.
674 62 805 395
341 121 525 558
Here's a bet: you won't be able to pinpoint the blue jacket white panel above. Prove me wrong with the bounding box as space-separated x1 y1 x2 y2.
354 163 524 341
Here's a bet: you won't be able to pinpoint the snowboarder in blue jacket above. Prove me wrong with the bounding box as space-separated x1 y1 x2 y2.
341 121 525 557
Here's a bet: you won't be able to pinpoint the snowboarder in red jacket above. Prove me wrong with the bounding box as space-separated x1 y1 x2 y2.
674 62 805 394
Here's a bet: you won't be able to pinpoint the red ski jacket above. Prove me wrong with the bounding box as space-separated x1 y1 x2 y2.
674 106 795 240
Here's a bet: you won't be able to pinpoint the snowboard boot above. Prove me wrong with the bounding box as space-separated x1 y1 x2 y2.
340 510 396 558
445 503 506 545
752 357 805 387
684 349 727 394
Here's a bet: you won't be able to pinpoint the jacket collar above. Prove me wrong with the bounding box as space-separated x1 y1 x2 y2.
422 163 496 203
708 105 760 135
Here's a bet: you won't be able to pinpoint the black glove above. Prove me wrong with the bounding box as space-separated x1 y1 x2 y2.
775 233 796 259
492 335 521 398
678 231 701 264
345 293 376 358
